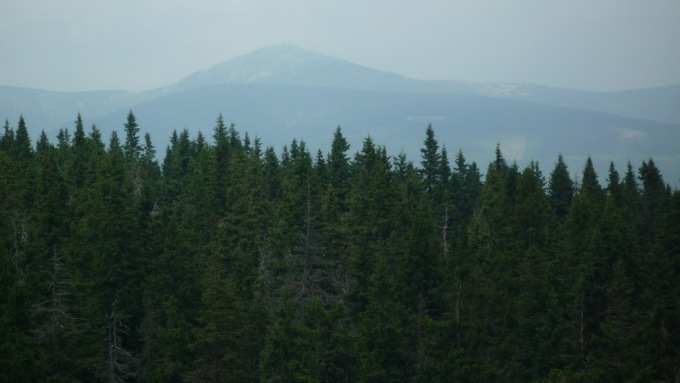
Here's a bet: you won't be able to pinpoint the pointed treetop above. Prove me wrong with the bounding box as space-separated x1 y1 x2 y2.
493 142 506 172
623 161 638 195
142 132 156 161
420 124 440 166
14 114 32 159
73 112 86 149
328 126 350 190
577 156 606 205
548 154 574 218
419 124 441 193
109 130 121 152
439 145 451 185
213 113 227 143
607 162 622 197
454 148 467 179
640 158 665 193
36 130 51 153
89 124 105 152
1 119 14 150
123 110 141 160
195 131 206 153
329 127 350 162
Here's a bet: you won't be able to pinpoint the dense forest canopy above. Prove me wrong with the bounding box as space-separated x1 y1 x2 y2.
1 112 678 382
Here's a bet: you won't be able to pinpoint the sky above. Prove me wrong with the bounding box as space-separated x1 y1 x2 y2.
1 0 679 92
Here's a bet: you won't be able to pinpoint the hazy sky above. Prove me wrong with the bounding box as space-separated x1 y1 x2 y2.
1 0 679 92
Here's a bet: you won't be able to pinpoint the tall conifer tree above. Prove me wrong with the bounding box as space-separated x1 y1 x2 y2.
123 110 141 162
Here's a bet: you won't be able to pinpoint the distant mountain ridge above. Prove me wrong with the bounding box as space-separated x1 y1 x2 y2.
1 44 679 184
3 44 678 127
433 81 680 125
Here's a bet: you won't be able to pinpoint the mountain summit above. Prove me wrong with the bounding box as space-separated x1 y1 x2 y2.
173 44 441 93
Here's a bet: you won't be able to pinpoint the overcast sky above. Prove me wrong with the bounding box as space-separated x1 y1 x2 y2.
1 0 679 92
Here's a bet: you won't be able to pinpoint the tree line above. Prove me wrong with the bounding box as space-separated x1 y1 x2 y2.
0 112 678 382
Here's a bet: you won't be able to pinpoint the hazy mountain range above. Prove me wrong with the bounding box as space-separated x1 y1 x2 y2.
2 44 679 184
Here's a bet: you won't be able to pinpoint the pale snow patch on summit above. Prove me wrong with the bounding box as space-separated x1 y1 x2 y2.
482 83 534 96
617 127 646 140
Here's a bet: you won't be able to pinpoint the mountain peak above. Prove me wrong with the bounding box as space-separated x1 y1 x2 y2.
235 44 333 64
173 44 345 89
173 44 441 93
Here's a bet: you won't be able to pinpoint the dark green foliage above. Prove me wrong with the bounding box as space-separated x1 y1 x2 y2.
0 150 35 382
419 123 441 194
1 119 14 151
13 115 32 161
36 130 51 153
124 110 141 162
548 154 574 219
0 118 677 383
328 126 351 206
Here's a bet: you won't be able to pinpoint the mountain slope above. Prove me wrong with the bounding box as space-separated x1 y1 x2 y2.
0 86 152 133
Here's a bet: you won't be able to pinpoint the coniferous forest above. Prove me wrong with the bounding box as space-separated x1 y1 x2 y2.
1 111 679 383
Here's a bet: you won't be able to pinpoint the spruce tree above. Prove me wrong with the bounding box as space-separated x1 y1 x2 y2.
327 126 350 211
13 115 32 161
1 119 14 151
88 124 105 154
548 154 574 220
36 130 50 153
69 113 88 188
419 124 441 194
123 110 141 162
639 159 668 245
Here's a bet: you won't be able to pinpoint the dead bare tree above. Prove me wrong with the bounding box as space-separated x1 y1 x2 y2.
30 246 90 378
31 247 79 340
101 295 137 383
286 179 336 316
10 213 29 285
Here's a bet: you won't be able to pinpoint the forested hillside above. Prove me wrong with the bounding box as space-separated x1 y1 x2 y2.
1 112 678 382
